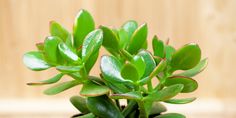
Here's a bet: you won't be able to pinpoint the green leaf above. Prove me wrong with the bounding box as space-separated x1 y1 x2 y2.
50 21 69 41
100 26 119 51
152 36 164 58
58 42 80 62
44 80 81 95
85 52 99 73
164 97 196 104
145 84 184 101
105 81 130 94
131 55 146 78
127 23 148 54
100 56 130 83
56 65 83 73
86 95 124 118
170 43 201 70
122 20 138 40
27 73 64 85
165 76 198 93
82 29 103 62
118 28 129 49
36 42 44 51
110 91 142 100
80 81 110 97
155 113 186 118
44 36 62 65
73 9 95 48
23 51 50 71
174 58 208 77
142 39 148 49
149 60 167 78
138 50 156 78
165 45 175 61
121 63 139 82
72 113 95 118
70 96 90 113
149 102 167 115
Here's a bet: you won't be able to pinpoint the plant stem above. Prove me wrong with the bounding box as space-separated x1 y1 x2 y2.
120 49 133 61
147 80 153 92
137 101 148 118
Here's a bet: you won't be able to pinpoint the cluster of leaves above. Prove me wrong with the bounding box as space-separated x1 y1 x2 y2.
23 9 207 118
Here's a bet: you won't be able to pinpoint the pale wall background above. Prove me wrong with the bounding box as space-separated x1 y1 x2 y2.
0 0 236 117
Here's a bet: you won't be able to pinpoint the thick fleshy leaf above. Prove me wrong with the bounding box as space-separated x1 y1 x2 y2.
56 65 82 73
155 113 186 118
149 60 167 78
100 56 130 83
82 29 103 62
170 43 201 70
165 76 198 93
121 63 139 82
149 102 167 115
110 91 142 100
131 55 146 78
152 36 164 58
73 9 95 48
174 58 208 77
142 40 148 49
122 20 138 40
23 51 50 71
105 81 130 94
144 84 184 101
27 73 64 85
44 80 81 95
118 28 129 49
80 81 110 97
138 50 156 78
86 95 124 118
100 26 119 51
85 52 99 73
44 36 61 65
36 42 44 51
165 45 175 61
164 97 196 104
70 96 90 113
58 42 80 62
127 23 148 54
50 21 69 41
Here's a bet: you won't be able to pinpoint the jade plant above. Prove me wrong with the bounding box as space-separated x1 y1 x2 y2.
23 9 208 118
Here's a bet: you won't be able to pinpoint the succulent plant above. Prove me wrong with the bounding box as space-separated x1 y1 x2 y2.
23 9 208 118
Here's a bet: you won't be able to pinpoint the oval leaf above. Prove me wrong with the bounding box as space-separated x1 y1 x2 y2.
118 28 129 49
80 81 110 97
23 51 50 71
170 43 201 70
174 58 208 77
70 96 90 113
165 76 198 93
131 55 146 78
58 42 80 62
164 97 196 104
121 63 139 82
165 45 175 61
100 26 119 51
82 29 103 62
122 20 138 40
110 91 142 100
127 23 148 54
138 50 156 78
56 65 83 73
44 36 61 65
73 9 95 48
85 52 99 73
44 80 81 95
152 36 164 58
86 95 124 118
50 21 69 41
155 113 186 118
149 102 167 115
27 73 64 85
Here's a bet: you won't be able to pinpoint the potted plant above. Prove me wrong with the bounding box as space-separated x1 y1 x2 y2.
23 9 208 118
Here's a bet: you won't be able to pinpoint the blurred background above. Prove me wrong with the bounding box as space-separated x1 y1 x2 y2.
0 0 236 117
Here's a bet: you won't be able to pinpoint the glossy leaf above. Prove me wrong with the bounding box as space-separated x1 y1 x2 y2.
145 84 184 101
82 29 103 62
100 56 130 83
110 91 142 100
165 45 175 61
170 43 201 70
86 95 124 118
152 36 164 58
73 9 95 48
44 80 81 95
44 36 61 65
56 65 82 73
50 21 69 41
127 23 148 54
138 50 156 78
164 97 196 104
105 81 130 94
155 113 186 118
174 58 208 77
142 40 148 49
27 73 64 85
149 102 167 115
80 81 110 97
23 51 50 71
118 28 129 49
149 60 167 78
100 26 119 51
58 42 80 62
121 63 139 82
70 96 89 113
131 55 146 78
165 76 198 93
85 52 99 73
122 20 138 40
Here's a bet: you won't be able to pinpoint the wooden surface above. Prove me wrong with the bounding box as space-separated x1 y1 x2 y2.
0 0 236 117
